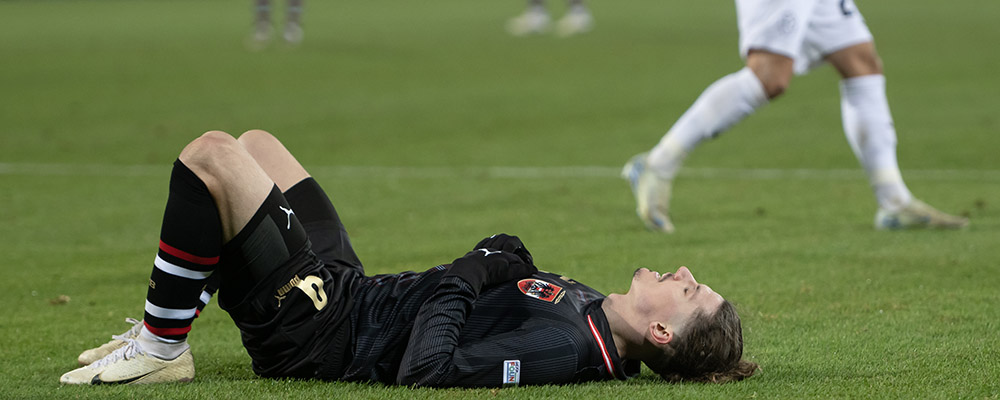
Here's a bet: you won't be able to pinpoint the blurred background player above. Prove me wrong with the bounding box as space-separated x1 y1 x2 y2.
506 0 593 37
622 0 969 233
250 0 304 48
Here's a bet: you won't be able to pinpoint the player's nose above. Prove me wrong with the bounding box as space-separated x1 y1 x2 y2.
676 266 697 284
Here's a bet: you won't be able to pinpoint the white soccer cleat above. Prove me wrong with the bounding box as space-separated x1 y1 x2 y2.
555 10 593 37
874 199 969 230
506 8 551 36
283 22 304 45
246 21 273 51
254 21 272 42
622 153 676 233
61 339 194 385
77 318 144 366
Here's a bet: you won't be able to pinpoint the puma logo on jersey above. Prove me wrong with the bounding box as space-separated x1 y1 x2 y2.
476 248 501 256
279 206 294 229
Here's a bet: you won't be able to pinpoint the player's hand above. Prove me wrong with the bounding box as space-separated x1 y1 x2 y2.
444 248 537 296
473 233 533 265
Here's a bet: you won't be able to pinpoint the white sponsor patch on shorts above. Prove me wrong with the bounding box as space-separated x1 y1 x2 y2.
502 360 520 386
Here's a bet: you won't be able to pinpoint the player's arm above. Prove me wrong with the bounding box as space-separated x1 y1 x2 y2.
395 248 538 387
399 314 583 387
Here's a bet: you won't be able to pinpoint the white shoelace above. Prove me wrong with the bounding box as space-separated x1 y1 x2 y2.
117 318 143 340
90 338 145 369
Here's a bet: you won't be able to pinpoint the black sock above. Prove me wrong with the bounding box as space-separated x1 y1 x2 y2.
144 160 221 341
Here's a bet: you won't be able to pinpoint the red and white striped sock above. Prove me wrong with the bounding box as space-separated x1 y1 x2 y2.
143 160 221 343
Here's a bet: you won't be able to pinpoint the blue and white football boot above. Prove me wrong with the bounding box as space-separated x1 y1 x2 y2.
622 153 676 233
874 199 969 230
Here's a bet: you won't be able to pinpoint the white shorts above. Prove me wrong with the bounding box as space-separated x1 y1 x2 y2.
736 0 873 74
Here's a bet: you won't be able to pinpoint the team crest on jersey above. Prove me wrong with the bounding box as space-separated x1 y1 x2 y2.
517 279 565 303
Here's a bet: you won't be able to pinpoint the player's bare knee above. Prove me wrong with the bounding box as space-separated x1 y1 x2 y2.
238 129 275 145
237 129 279 155
179 131 242 172
747 51 793 99
759 76 790 99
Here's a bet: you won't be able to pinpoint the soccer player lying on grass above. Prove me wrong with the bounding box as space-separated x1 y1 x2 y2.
60 130 757 387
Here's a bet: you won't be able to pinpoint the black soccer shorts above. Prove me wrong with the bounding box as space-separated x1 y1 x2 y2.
217 179 362 379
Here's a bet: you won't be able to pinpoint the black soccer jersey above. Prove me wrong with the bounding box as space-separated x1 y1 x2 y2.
340 267 640 387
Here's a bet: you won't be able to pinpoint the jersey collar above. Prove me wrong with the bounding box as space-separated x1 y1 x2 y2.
586 303 641 380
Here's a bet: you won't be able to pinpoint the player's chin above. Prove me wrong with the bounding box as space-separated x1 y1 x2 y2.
632 267 646 279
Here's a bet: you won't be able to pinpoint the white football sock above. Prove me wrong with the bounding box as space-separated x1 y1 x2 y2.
648 67 768 179
138 327 189 360
840 74 913 212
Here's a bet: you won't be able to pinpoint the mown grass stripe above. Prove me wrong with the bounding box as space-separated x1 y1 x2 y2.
3 162 1000 182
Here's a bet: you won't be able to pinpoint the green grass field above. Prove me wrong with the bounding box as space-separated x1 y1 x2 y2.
2 0 999 398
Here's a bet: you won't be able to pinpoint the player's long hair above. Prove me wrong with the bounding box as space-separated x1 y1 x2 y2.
644 300 758 383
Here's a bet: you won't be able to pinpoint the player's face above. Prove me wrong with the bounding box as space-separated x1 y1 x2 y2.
629 266 725 331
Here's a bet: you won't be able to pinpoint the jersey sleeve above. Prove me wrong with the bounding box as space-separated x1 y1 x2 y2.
395 276 581 387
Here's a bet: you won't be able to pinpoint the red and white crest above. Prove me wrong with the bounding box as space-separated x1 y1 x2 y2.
517 279 565 303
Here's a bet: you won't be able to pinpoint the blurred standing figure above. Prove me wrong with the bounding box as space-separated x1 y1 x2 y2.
622 0 969 233
251 0 304 47
507 0 592 37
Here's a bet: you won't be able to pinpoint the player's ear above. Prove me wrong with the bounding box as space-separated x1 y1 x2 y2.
649 322 673 345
